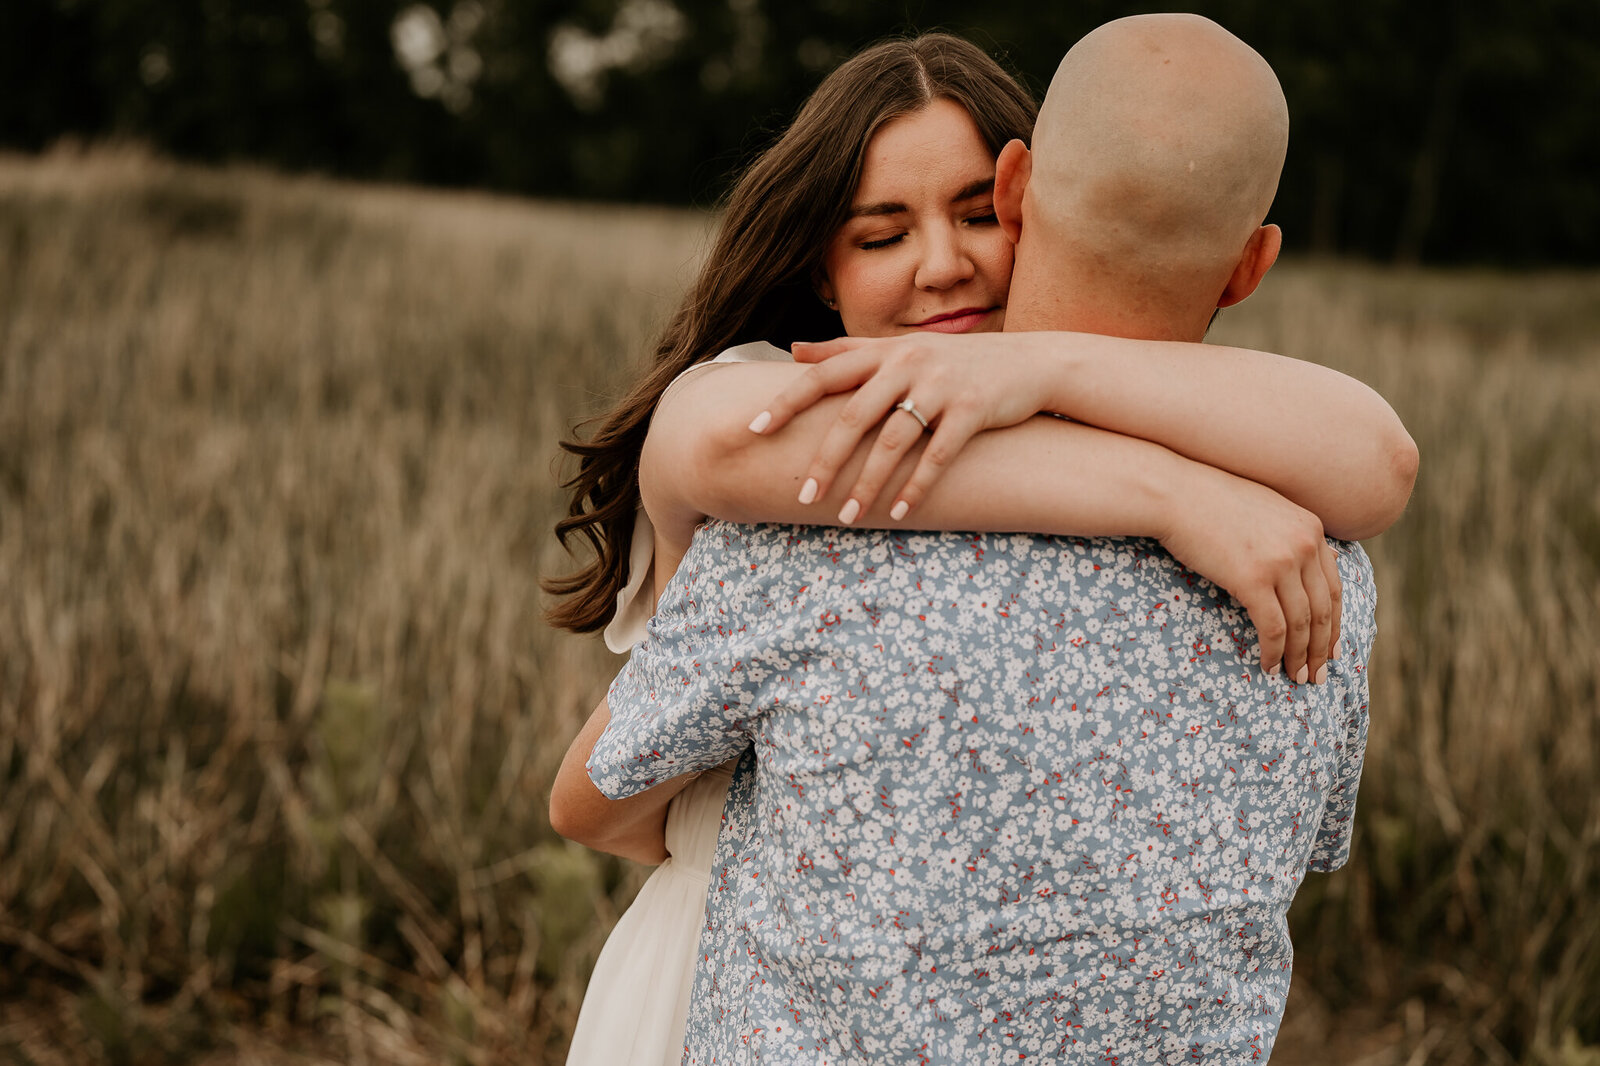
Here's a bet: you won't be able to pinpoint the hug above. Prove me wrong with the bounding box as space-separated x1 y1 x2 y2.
548 14 1417 1064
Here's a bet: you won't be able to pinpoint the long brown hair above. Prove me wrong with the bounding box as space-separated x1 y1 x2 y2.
545 33 1038 633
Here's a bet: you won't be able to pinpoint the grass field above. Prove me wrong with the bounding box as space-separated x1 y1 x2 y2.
1 145 1596 1065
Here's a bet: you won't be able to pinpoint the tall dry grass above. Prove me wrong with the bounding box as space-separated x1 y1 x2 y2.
1210 268 1600 1064
0 145 699 1063
0 146 1596 1064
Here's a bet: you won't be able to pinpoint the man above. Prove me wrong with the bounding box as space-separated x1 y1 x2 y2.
581 15 1395 1061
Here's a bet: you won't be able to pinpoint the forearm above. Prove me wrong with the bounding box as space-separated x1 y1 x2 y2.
647 359 1397 546
549 697 696 866
653 370 1340 677
1027 333 1418 538
691 392 1190 539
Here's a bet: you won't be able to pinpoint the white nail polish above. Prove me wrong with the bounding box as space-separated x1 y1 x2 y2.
838 499 860 524
1266 663 1281 676
1315 663 1329 685
798 478 818 504
748 410 772 433
1294 665 1309 685
890 500 909 521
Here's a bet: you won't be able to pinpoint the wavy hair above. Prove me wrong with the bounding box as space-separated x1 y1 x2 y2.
545 33 1037 633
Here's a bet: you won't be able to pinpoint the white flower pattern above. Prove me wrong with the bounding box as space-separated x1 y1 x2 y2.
590 521 1375 1064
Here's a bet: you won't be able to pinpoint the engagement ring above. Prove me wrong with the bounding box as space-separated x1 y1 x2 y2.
896 397 931 431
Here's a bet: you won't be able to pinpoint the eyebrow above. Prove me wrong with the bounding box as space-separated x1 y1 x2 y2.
849 177 996 219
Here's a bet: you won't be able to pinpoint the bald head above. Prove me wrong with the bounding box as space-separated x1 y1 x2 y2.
1006 14 1287 335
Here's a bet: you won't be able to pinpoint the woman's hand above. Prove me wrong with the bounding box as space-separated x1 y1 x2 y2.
748 333 1055 522
1154 464 1343 683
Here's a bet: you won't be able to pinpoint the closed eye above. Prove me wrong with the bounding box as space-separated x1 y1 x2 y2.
965 210 998 226
860 233 904 250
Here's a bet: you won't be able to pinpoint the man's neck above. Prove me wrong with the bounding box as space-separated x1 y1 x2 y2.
1001 245 1207 342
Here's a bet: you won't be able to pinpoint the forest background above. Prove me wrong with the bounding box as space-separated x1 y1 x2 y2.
9 0 1600 265
2 1 1598 1064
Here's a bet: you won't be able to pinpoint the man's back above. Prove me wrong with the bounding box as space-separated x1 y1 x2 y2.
592 521 1374 1062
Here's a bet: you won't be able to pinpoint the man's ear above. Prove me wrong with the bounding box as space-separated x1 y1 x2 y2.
994 139 1031 245
1217 224 1282 308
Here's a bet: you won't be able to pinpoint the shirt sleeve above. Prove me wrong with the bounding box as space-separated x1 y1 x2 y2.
1308 541 1376 872
587 558 769 800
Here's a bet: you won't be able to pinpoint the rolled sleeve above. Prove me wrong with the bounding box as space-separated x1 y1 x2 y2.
587 566 768 800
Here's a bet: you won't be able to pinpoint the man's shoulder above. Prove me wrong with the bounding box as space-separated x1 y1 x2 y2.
684 521 1183 576
1330 538 1379 664
1332 537 1374 575
689 519 1152 554
1331 539 1376 609
681 521 1207 607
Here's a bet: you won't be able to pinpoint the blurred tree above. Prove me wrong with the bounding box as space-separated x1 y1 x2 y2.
2 0 106 146
4 0 1596 264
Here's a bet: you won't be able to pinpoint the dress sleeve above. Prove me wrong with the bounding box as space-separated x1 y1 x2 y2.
601 507 657 654
1307 541 1377 872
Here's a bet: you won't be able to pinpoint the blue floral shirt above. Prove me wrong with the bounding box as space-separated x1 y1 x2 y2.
590 522 1375 1064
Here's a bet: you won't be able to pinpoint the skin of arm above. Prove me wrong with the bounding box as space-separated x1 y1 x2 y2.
974 332 1418 539
780 332 1419 541
549 696 699 864
647 360 1275 551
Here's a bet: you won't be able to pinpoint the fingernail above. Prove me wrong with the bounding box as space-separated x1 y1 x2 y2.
1266 663 1281 676
798 478 818 504
748 410 772 434
838 499 860 524
889 500 909 521
1294 665 1309 685
1315 663 1329 685
1331 639 1343 658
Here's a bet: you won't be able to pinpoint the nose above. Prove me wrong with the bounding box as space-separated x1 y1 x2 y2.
914 223 975 291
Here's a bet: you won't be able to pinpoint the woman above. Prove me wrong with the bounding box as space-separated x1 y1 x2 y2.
549 33 1412 1066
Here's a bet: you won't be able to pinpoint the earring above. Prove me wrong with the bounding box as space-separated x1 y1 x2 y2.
820 294 838 310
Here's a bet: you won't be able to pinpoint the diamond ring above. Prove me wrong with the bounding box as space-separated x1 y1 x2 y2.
895 397 931 431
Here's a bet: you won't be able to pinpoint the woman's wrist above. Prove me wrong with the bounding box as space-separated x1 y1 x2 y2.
1112 437 1191 543
1025 331 1089 416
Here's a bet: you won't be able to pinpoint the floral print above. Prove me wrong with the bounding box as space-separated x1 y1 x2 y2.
591 521 1374 1064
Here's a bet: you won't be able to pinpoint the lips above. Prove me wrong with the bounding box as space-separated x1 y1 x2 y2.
912 307 996 334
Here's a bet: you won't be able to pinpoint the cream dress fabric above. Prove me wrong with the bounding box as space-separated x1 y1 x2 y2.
564 341 789 1066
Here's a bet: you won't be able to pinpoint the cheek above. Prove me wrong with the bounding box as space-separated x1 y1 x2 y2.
975 231 1016 298
831 256 909 335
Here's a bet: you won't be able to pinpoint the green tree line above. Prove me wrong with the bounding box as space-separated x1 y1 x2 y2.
7 0 1598 265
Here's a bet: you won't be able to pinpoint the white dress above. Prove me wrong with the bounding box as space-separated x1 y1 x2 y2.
564 341 790 1066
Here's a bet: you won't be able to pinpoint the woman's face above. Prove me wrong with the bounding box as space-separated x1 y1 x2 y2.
819 98 1012 338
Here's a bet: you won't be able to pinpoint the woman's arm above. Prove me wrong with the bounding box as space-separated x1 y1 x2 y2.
753 332 1419 541
550 697 693 865
644 361 1343 682
557 340 1367 856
